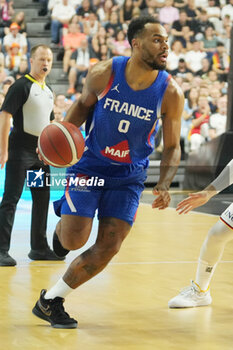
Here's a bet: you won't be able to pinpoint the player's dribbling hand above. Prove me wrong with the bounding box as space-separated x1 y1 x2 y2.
176 191 212 214
36 147 48 165
36 147 42 161
152 185 171 210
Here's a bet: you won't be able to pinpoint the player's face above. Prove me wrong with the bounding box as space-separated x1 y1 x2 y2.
31 47 53 76
138 23 169 70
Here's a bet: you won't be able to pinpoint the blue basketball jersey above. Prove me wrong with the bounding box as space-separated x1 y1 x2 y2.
85 56 170 165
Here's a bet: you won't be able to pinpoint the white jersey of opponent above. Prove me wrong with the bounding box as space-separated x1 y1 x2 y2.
211 159 233 229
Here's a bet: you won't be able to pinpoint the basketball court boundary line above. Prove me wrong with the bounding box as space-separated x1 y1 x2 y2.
10 260 233 268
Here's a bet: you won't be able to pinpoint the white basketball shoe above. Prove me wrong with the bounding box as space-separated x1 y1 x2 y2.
168 281 212 308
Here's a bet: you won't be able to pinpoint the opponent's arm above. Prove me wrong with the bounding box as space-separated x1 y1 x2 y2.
65 59 113 128
0 111 12 169
152 78 184 209
177 159 233 214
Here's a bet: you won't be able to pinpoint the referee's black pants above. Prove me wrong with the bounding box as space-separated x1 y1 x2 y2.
0 148 50 252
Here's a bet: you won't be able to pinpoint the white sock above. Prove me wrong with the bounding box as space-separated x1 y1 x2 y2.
195 259 217 292
44 278 74 299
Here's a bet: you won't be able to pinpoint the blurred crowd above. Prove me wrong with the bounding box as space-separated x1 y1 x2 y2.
0 0 232 157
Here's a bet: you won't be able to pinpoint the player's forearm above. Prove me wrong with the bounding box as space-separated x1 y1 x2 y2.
64 100 91 127
157 146 181 190
207 159 233 194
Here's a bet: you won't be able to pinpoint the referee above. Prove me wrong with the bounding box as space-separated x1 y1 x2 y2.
0 44 63 266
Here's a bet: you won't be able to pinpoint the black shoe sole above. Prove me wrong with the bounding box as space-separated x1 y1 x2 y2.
32 305 78 329
0 262 16 266
53 232 70 258
28 252 65 261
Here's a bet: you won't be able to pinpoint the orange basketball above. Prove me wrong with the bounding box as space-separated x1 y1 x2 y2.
38 121 85 168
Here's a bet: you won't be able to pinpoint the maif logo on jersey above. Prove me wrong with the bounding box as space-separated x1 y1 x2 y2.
101 140 132 163
26 168 45 187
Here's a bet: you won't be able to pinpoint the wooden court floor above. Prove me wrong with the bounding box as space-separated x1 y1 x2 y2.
1 199 233 350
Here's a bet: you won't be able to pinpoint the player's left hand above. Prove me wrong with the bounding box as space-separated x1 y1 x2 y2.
152 185 171 210
36 147 48 165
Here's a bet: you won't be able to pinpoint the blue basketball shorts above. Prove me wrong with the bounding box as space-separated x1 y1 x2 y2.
53 181 144 226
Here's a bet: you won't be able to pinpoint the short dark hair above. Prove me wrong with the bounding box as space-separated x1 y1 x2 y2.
217 41 224 47
30 44 52 58
127 15 160 47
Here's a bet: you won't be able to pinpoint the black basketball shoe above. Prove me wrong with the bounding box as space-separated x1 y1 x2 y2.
53 231 70 258
32 289 78 328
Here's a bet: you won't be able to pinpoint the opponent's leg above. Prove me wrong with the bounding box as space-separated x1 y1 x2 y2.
195 220 233 290
169 220 233 308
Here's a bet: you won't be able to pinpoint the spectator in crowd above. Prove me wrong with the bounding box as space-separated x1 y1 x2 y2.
13 56 29 79
91 25 110 58
207 69 218 83
105 10 122 37
218 14 232 40
62 14 82 36
171 9 194 47
171 58 192 79
3 22 28 55
0 0 14 38
221 0 233 21
181 86 199 154
166 39 184 71
76 0 94 20
195 57 211 79
183 0 199 20
108 29 131 56
208 86 222 113
51 0 76 46
67 37 91 95
195 9 215 40
189 96 210 152
140 0 157 16
119 0 135 24
173 0 187 8
13 11 27 35
5 42 27 74
101 0 119 22
209 94 227 139
212 41 229 82
62 22 87 77
83 11 100 37
54 93 67 117
185 40 207 74
91 0 105 22
200 25 218 59
53 105 64 122
159 0 179 25
195 0 209 9
206 0 221 33
98 43 112 60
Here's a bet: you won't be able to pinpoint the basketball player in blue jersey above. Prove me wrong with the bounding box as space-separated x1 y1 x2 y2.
33 15 184 328
169 160 233 308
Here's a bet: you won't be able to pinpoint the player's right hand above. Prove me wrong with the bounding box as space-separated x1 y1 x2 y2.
36 147 42 161
176 191 212 214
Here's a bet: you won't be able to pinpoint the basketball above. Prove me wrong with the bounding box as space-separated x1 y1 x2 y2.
38 121 85 167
